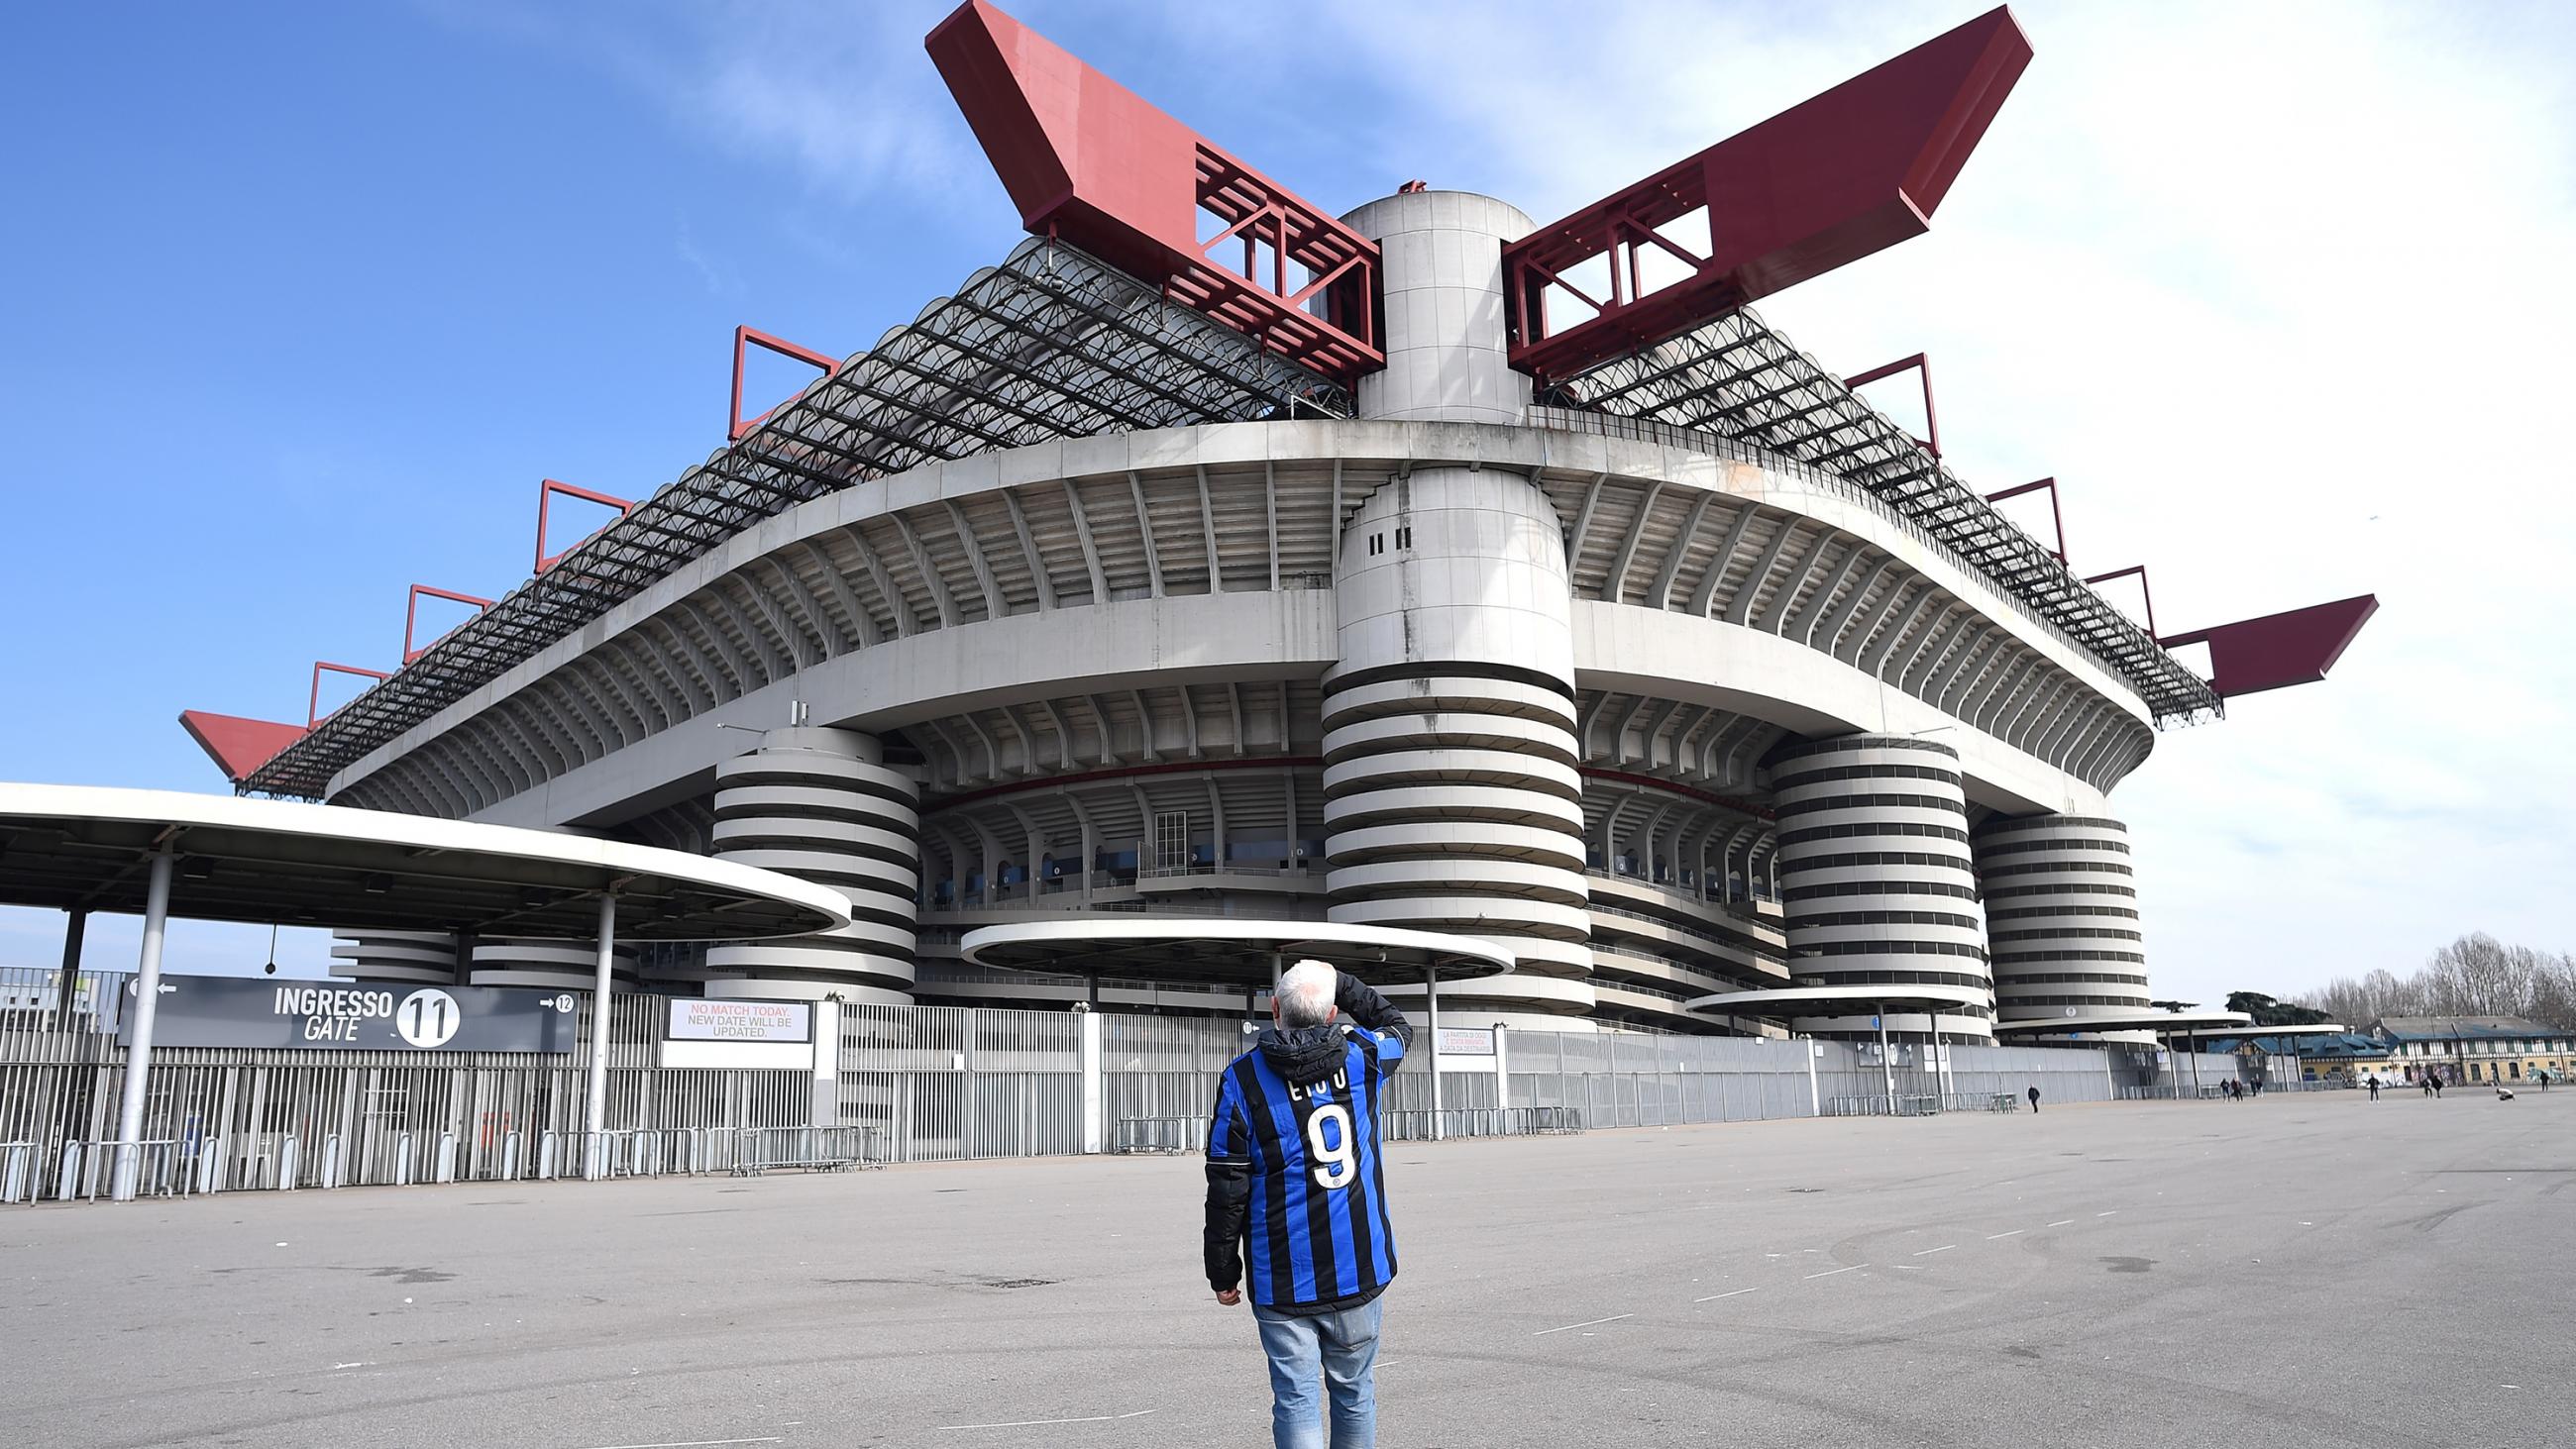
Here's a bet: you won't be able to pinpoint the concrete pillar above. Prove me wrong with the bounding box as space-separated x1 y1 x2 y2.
1322 466 1593 1022
1771 735 1992 1042
1078 1009 1105 1155
701 726 920 1004
1340 190 1535 425
1973 813 2149 1034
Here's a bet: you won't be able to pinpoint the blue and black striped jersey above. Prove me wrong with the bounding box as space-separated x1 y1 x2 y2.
1204 973 1412 1313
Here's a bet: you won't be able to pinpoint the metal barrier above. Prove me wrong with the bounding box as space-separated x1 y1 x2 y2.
1112 1116 1201 1154
1 1141 34 1203
2114 1085 2237 1101
1381 1107 1585 1141
73 1140 188 1201
1823 1094 1944 1117
729 1126 881 1175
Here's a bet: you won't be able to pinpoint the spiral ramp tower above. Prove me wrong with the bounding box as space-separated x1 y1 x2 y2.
327 931 460 985
1771 735 1993 1041
700 728 921 1004
1975 813 2151 1038
1324 467 1596 1025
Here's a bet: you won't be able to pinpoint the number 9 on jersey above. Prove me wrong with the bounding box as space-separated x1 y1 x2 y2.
1305 1103 1355 1190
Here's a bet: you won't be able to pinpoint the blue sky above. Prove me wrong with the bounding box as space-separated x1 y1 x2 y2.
3 1 2571 1002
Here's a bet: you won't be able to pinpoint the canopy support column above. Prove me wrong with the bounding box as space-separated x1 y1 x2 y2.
1878 1001 1895 1117
110 848 174 1202
54 908 86 1032
585 890 618 1181
1425 967 1444 1142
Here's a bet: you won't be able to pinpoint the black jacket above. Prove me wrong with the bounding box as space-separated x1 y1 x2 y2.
1203 971 1415 1314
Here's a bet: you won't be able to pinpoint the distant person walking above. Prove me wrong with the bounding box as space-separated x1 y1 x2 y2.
2366 1076 2380 1101
1205 960 1414 1449
2027 1085 2041 1114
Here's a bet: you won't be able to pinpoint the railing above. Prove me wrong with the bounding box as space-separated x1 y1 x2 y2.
1823 1093 1945 1117
1584 867 1779 914
1112 1116 1201 1154
1380 1107 1584 1141
728 1125 883 1175
2113 1085 2238 1101
1528 404 2199 716
1584 900 1783 963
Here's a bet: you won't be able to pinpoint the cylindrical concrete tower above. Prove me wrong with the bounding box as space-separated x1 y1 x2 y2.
1974 813 2148 1027
1324 466 1595 1021
1771 735 1993 1040
328 930 460 985
1341 190 1534 425
701 727 920 1003
470 938 639 991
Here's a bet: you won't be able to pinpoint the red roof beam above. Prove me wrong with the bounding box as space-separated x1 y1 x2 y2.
534 478 636 575
309 661 392 730
730 325 841 442
177 710 309 784
1986 476 2067 563
2159 595 2380 700
925 0 1382 380
1843 353 1940 459
1506 7 2031 381
402 584 496 664
2082 565 2160 641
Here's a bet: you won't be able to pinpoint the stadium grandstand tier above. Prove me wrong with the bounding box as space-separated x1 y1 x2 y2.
181 1 2375 1039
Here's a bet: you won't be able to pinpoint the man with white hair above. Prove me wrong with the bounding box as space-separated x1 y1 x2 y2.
1204 958 1414 1449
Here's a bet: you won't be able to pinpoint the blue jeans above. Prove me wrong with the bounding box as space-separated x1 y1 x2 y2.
1252 1297 1382 1449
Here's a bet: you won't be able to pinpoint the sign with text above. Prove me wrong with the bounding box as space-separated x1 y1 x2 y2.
1435 1026 1496 1058
120 977 576 1053
664 998 812 1044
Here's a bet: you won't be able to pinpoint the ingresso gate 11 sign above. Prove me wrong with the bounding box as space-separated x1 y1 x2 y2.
119 977 578 1053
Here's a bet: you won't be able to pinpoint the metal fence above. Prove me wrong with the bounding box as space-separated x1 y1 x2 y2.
1 966 2286 1203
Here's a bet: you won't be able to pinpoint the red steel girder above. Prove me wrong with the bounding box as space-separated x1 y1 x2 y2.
1844 353 1940 459
1986 476 2067 563
2160 595 2380 699
730 325 840 442
925 0 1382 383
177 709 308 783
402 584 496 664
1507 7 2032 382
309 662 392 730
534 478 636 575
2083 565 2161 640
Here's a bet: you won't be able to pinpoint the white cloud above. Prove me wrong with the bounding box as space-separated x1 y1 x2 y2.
1271 0 2576 1003
405 0 2573 1012
422 0 992 212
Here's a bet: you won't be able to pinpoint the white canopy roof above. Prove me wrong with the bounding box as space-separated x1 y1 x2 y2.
0 782 849 941
960 917 1514 988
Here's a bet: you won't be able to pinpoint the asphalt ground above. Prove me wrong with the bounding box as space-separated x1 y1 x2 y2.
5 1087 2572 1448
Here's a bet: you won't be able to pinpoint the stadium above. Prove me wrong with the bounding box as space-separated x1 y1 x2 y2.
175 2 2373 1047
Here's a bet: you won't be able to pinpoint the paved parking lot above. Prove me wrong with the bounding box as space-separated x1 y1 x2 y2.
5 1088 2571 1447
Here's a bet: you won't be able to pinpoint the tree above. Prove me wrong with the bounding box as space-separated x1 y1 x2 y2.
2225 991 2332 1027
2297 933 2576 1031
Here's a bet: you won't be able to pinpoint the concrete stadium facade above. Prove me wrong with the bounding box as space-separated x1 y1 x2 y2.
300 188 2173 1043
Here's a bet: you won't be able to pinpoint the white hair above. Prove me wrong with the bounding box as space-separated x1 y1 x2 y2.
1275 959 1340 1027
